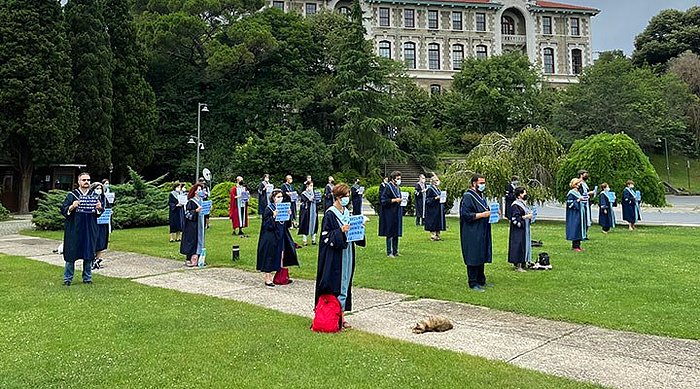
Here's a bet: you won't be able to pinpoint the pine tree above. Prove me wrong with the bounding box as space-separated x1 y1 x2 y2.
0 0 78 213
65 0 114 176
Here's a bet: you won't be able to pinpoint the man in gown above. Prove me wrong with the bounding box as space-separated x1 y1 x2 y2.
350 178 363 216
379 171 403 257
414 174 426 226
459 174 492 292
281 175 297 227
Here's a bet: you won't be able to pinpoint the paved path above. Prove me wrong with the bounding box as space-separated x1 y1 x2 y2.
1 234 698 389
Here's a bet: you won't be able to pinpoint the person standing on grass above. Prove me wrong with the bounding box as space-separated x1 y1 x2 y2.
229 176 249 237
323 176 335 211
566 178 586 252
424 175 445 241
257 174 271 216
198 177 211 229
256 189 298 287
61 172 103 286
622 180 641 230
282 175 297 228
379 171 403 258
180 183 206 267
508 187 533 272
598 183 616 234
350 178 363 216
504 175 518 220
92 181 110 270
168 182 185 243
298 181 319 246
578 170 595 239
459 174 493 292
414 174 427 226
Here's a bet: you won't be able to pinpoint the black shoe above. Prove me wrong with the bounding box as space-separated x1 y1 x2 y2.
469 285 485 292
84 280 92 285
481 283 494 288
265 282 275 288
63 281 71 287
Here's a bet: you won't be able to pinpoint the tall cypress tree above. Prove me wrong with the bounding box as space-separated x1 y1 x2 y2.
0 0 78 213
105 0 158 182
65 0 113 176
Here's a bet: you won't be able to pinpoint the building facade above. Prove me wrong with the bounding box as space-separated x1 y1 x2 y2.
270 0 599 90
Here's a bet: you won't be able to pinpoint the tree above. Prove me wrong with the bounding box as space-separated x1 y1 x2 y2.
66 0 114 176
104 0 158 182
632 7 700 68
0 0 78 213
668 51 700 153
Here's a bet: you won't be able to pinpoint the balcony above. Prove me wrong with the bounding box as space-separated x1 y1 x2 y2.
502 34 527 45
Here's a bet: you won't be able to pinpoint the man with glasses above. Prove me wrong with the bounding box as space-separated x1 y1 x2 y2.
60 172 103 286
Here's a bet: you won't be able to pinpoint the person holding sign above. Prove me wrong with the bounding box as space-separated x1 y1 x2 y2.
504 175 519 220
257 174 271 216
180 183 207 267
282 175 297 228
622 180 641 231
298 181 319 246
459 174 493 292
256 189 299 287
324 176 335 211
168 182 185 243
229 176 250 237
598 183 616 233
315 184 366 329
92 181 110 269
424 176 446 241
578 170 595 239
350 178 364 216
414 174 427 226
60 172 103 286
379 171 403 258
566 178 586 251
508 187 534 272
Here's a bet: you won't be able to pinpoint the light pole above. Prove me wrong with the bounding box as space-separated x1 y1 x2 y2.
191 103 209 182
664 137 671 184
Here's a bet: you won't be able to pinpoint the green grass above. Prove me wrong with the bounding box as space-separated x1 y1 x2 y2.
649 153 700 193
25 217 700 340
0 256 603 389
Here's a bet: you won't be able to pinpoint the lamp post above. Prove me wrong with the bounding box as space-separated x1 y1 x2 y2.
664 137 671 184
109 162 113 183
192 103 209 182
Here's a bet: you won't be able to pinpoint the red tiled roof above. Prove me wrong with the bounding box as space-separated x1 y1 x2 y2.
536 1 599 12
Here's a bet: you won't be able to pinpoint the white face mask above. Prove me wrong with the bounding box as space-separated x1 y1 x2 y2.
395 179 401 186
275 197 283 204
94 189 102 195
340 197 350 207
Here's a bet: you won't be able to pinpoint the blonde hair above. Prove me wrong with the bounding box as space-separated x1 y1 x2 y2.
570 178 582 188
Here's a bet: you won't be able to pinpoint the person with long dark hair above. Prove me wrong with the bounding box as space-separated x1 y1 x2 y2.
180 183 206 267
256 189 299 287
508 187 533 272
168 182 185 243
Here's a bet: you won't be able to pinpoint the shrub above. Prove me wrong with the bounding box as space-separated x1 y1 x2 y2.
210 181 259 218
364 185 415 216
0 202 11 221
556 133 666 206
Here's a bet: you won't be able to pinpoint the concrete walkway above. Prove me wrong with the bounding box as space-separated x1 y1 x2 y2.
1 234 698 389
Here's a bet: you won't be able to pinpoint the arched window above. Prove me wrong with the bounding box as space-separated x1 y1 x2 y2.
404 42 416 69
452 44 464 70
378 41 391 59
501 16 515 35
571 49 583 74
338 6 350 15
428 43 440 70
476 45 488 59
543 48 555 74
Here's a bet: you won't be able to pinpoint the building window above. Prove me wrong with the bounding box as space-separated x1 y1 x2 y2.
430 84 442 95
542 16 552 35
272 1 284 11
404 42 416 69
428 10 438 29
379 41 391 59
452 44 464 70
305 3 317 16
338 6 350 15
476 44 488 59
452 11 462 30
571 48 583 74
404 9 415 28
379 7 390 27
476 13 486 32
570 17 580 36
428 43 440 70
543 48 555 74
501 16 515 35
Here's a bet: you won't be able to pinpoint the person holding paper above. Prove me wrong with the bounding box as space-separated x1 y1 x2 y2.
578 170 595 238
424 176 446 241
168 182 185 243
508 187 533 272
92 181 110 269
197 178 211 229
504 175 519 219
459 174 493 292
180 183 206 267
566 178 586 251
229 176 249 237
598 183 616 233
298 181 319 246
622 180 641 230
323 176 335 211
257 174 271 215
60 172 103 286
256 189 299 287
379 171 403 258
315 184 366 329
282 175 297 227
350 178 363 216
414 174 427 226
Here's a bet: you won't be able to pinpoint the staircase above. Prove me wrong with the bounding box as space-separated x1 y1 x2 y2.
382 159 430 187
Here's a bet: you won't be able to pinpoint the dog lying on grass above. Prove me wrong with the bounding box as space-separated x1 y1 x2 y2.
412 316 454 334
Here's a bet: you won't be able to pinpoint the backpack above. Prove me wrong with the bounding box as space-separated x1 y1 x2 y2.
311 294 342 333
538 252 550 266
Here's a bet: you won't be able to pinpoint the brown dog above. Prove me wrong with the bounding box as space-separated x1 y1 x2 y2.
412 316 454 334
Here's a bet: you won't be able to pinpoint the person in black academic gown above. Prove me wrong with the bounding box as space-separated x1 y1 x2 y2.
282 175 297 227
566 178 585 251
414 174 426 226
459 174 492 292
323 176 335 211
298 181 319 245
61 172 103 286
257 189 299 287
180 183 205 267
350 178 363 216
598 183 616 233
424 175 445 241
622 180 640 231
379 171 403 257
508 187 533 272
504 175 518 219
257 174 271 215
315 184 366 329
92 181 110 269
168 182 185 243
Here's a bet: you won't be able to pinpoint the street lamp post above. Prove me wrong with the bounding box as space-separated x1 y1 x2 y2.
664 137 671 184
193 103 209 182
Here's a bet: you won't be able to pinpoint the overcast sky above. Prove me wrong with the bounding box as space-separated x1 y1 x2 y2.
571 0 697 55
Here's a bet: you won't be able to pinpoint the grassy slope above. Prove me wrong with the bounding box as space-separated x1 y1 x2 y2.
649 153 700 193
0 256 603 389
25 217 700 340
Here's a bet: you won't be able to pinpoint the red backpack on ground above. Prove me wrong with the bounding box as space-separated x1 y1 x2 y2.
311 294 342 333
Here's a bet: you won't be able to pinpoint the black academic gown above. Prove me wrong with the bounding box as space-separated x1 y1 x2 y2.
379 183 402 237
350 184 363 216
423 186 445 232
504 183 516 219
459 189 492 266
598 192 615 230
168 191 184 233
282 182 297 222
61 189 100 263
324 183 334 211
414 182 426 219
622 187 640 223
256 205 299 272
508 202 530 264
180 199 201 257
315 209 366 311
298 191 319 236
95 192 110 251
257 181 269 215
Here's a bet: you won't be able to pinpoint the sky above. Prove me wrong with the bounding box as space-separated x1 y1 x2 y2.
569 0 697 56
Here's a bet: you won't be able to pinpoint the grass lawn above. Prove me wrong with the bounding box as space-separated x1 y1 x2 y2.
649 153 700 193
0 256 603 389
25 217 700 340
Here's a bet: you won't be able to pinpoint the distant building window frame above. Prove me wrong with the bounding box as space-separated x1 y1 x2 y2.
305 3 317 16
379 40 392 59
404 42 416 69
430 84 442 95
542 16 552 35
379 7 390 27
570 17 580 36
404 9 415 28
338 6 351 16
428 43 440 70
571 48 583 74
501 15 515 35
452 11 463 30
428 10 439 29
476 44 488 59
543 47 555 74
272 1 285 11
476 13 486 32
452 44 464 70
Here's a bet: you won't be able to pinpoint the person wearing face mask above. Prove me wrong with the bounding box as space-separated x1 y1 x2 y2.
379 171 403 258
578 170 595 238
315 183 366 329
257 174 271 215
414 174 427 226
504 175 519 220
298 181 319 246
256 189 299 287
598 183 616 234
281 175 297 228
622 180 640 230
459 174 493 292
424 175 445 241
168 182 185 243
229 176 249 237
92 182 110 269
350 178 363 216
324 176 335 211
566 178 586 252
508 187 534 272
180 183 206 267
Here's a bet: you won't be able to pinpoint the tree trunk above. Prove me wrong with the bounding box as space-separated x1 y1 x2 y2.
18 164 33 214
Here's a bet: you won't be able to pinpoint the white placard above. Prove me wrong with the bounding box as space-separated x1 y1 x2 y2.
400 192 409 207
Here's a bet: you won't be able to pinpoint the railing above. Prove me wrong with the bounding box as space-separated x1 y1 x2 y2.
502 34 526 44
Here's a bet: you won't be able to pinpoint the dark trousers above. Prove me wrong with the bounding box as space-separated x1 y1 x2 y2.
385 236 399 255
466 264 486 288
415 215 423 226
572 240 581 249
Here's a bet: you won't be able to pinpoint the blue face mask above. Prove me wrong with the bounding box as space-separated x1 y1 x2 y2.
340 197 350 207
477 183 486 192
196 189 203 197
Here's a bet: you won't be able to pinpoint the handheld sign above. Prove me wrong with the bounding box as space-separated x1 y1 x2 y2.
177 194 188 205
97 209 112 225
77 194 99 213
290 191 298 203
347 215 365 242
201 200 212 216
608 191 617 202
488 202 500 224
635 190 641 202
314 191 322 203
593 186 598 197
531 206 538 224
439 190 447 204
105 192 115 205
358 186 365 195
275 202 291 222
400 192 409 207
241 191 250 203
265 183 274 194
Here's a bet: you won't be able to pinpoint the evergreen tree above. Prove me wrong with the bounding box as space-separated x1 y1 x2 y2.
65 0 114 176
105 0 158 182
0 0 78 213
